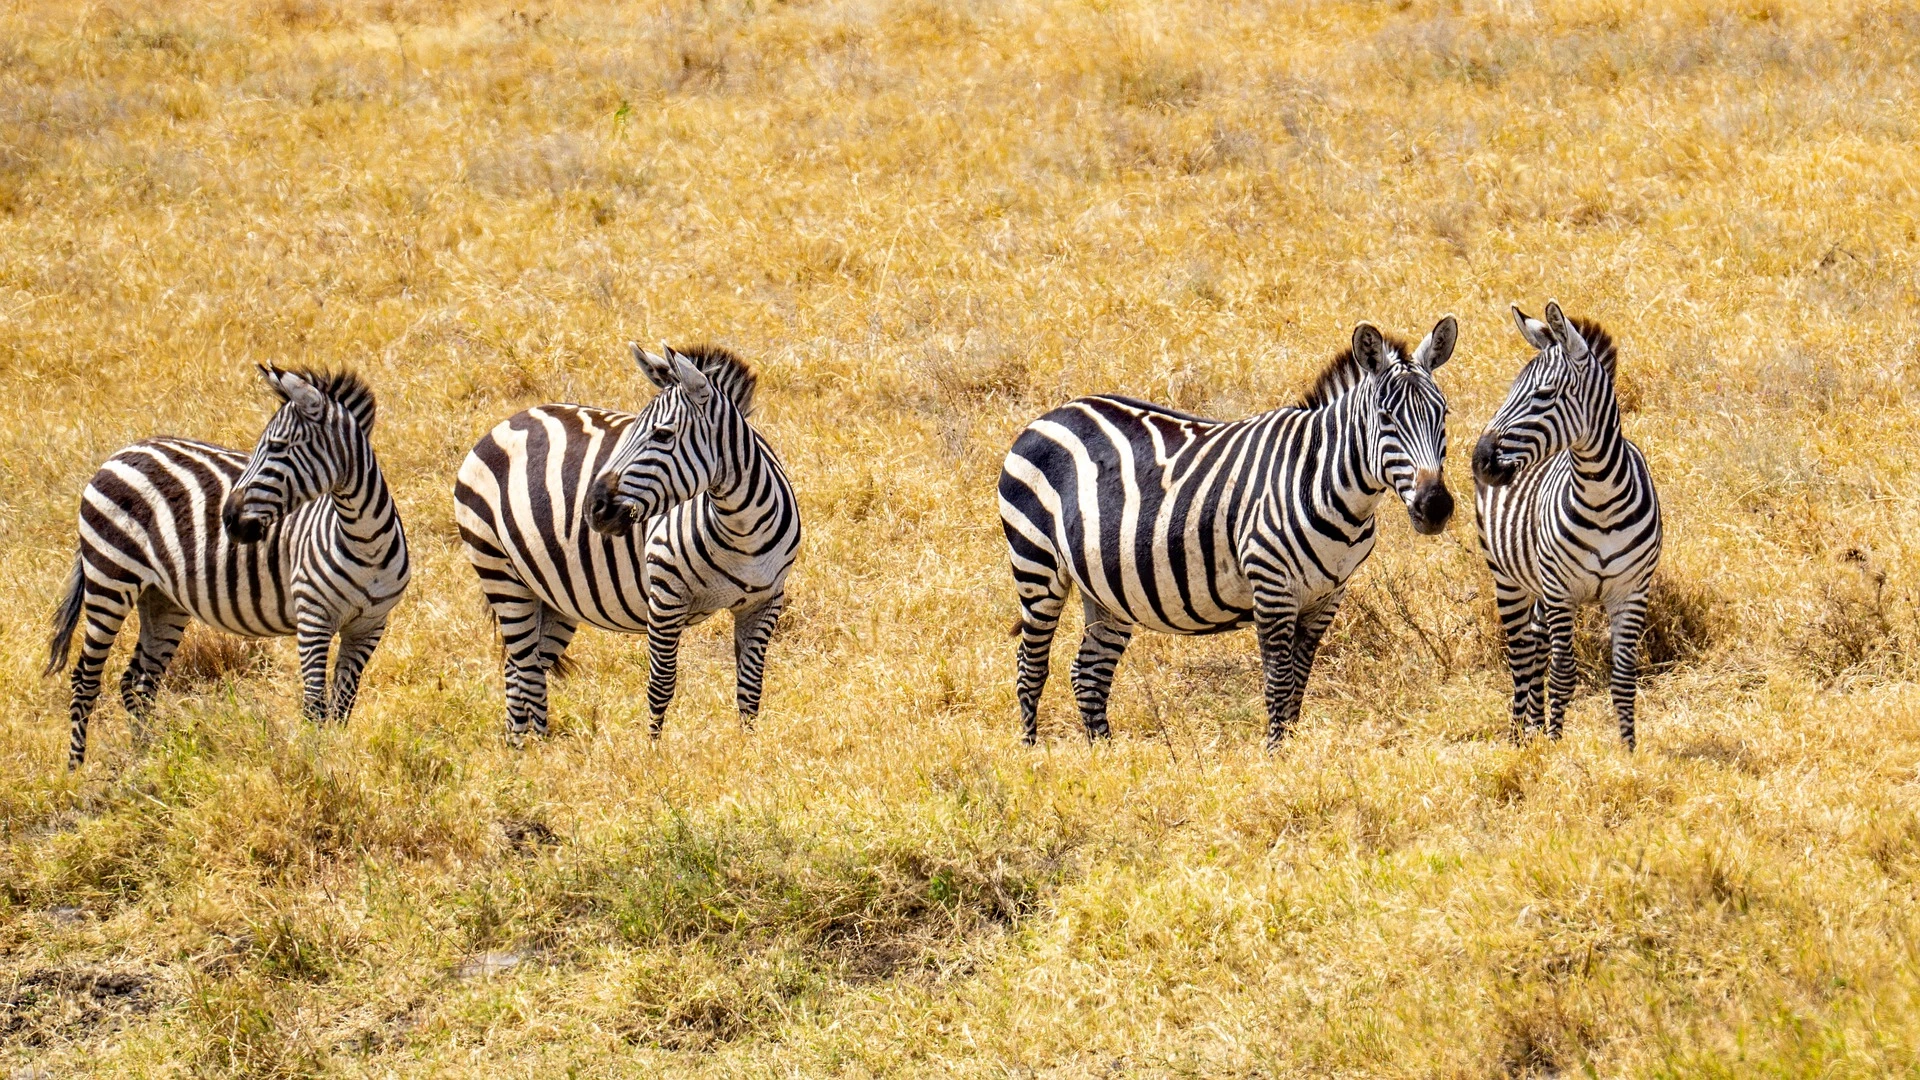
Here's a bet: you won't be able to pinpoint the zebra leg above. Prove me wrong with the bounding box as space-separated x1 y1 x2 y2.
294 614 334 723
1607 596 1649 751
1495 586 1546 740
1069 597 1133 741
327 622 387 724
483 580 550 738
1280 594 1342 728
731 594 784 733
67 582 136 769
120 588 191 739
1543 602 1577 741
645 612 691 737
1014 575 1068 745
1253 602 1302 749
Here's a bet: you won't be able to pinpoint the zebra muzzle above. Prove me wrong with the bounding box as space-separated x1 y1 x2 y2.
1409 478 1453 535
1472 432 1519 488
221 491 270 544
586 476 641 535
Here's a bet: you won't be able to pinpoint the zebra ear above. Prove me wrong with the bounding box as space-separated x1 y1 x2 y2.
632 343 677 391
1511 305 1554 351
666 347 714 407
1351 323 1389 374
1542 301 1591 365
262 366 326 418
1413 315 1457 371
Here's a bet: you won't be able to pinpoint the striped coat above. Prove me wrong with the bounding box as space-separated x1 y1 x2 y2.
1473 302 1662 748
46 367 409 766
999 319 1457 746
454 344 799 738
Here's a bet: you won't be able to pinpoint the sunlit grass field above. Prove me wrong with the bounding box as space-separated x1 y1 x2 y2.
4 0 1920 1073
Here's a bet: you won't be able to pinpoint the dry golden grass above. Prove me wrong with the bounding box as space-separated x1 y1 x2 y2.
3 0 1920 1074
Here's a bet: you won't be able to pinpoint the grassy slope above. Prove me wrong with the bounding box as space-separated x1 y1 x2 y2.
3 0 1920 1074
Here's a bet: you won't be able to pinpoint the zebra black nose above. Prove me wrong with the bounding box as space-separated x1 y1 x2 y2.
1410 482 1453 535
586 474 637 535
222 492 266 544
1472 432 1516 488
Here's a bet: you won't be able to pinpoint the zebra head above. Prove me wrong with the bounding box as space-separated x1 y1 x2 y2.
223 366 369 544
1358 317 1457 535
586 344 720 536
1473 300 1610 488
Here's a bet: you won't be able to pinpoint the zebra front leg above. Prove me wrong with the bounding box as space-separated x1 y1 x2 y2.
485 582 553 739
1495 587 1546 741
121 589 192 742
294 615 334 723
1253 602 1302 749
731 595 784 733
66 583 135 769
327 622 387 724
1543 601 1577 741
1280 595 1342 727
1014 578 1068 745
1069 599 1133 741
645 613 691 737
1608 596 1649 751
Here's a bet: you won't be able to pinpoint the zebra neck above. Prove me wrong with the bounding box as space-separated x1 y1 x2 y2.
703 429 783 542
1566 402 1632 511
326 439 402 552
1333 380 1391 506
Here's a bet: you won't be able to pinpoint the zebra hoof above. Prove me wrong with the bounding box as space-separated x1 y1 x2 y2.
505 731 526 749
738 711 756 734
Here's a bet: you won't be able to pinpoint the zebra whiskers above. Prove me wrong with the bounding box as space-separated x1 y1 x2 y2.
454 342 800 740
1473 301 1663 749
999 316 1458 748
47 366 410 767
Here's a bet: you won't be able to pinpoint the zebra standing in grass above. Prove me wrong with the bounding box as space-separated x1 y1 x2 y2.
1473 301 1662 749
999 318 1458 747
454 344 799 739
46 367 410 767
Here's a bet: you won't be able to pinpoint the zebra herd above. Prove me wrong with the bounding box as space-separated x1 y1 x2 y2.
44 300 1661 768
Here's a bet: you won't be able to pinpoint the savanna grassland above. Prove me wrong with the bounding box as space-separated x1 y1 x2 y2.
3 0 1920 1074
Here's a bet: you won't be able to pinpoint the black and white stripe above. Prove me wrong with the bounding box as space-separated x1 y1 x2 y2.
1473 302 1662 749
45 367 410 767
999 318 1458 747
454 344 800 738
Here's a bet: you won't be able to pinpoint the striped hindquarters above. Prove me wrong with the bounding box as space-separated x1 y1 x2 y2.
999 395 1260 634
454 405 652 632
75 438 299 636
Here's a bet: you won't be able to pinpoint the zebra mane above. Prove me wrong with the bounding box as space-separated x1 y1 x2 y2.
1567 317 1618 378
262 365 377 432
673 344 758 416
1294 332 1411 409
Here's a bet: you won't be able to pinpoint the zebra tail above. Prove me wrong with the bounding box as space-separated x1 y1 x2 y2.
45 557 84 678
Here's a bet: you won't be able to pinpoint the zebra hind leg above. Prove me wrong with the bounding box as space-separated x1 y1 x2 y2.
66 581 136 768
120 589 192 745
1070 598 1133 742
533 611 580 736
1013 576 1068 745
486 582 555 740
1608 595 1650 751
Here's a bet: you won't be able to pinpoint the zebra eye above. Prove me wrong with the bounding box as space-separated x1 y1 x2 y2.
1532 386 1558 402
650 427 676 444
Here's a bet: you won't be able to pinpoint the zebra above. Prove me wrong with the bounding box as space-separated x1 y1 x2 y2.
999 317 1458 747
45 367 411 768
453 343 799 739
1472 301 1662 749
